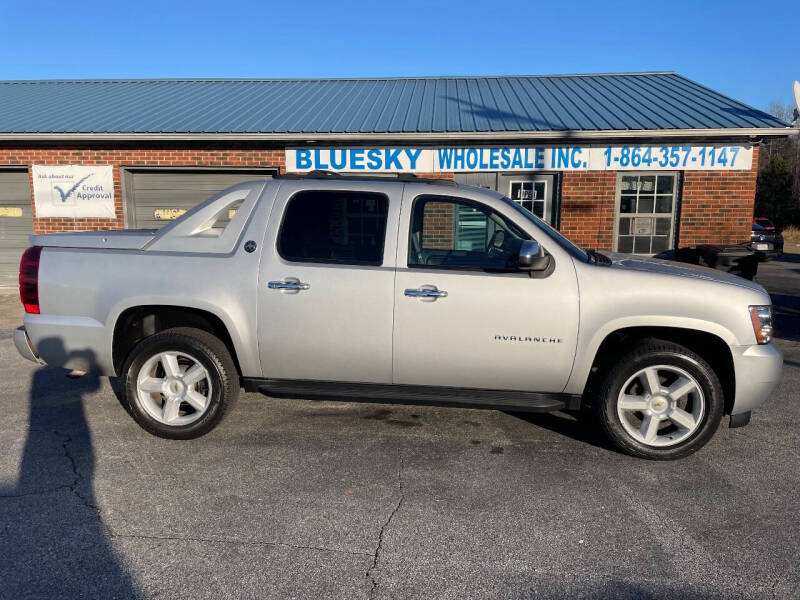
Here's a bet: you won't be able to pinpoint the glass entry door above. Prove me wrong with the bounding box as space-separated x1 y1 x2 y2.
454 173 556 226
498 174 553 225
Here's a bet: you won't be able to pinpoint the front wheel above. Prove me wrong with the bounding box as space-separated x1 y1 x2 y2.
595 339 723 460
122 327 240 439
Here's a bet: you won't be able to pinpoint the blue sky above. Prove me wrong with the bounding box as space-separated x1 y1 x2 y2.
0 0 796 112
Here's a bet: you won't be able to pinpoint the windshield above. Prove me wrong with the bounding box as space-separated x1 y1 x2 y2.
500 196 589 262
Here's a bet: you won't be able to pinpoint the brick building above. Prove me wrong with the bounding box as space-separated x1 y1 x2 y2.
0 72 795 286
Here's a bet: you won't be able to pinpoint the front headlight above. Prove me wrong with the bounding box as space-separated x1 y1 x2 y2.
749 305 773 344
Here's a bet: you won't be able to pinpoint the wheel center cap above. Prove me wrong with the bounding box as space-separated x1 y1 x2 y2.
649 395 668 413
166 378 185 397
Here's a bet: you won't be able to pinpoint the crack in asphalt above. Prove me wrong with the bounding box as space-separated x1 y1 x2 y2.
60 432 100 512
366 453 404 600
2 428 374 560
0 429 91 500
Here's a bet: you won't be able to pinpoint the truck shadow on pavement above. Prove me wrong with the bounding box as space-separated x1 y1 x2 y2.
0 340 139 599
505 408 618 453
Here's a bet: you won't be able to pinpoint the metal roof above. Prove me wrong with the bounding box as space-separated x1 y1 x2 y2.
0 73 791 139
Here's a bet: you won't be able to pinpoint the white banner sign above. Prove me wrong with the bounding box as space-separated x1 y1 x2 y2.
32 165 115 218
287 144 753 173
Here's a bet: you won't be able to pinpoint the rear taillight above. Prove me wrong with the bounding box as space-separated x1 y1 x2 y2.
19 246 42 314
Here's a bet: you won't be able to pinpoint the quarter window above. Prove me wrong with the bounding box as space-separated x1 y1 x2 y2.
615 174 677 255
278 190 388 265
408 196 529 270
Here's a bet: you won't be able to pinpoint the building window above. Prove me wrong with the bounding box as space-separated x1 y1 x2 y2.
278 190 388 265
408 196 529 270
615 174 677 255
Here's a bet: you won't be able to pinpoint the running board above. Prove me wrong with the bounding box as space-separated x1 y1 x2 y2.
242 378 580 412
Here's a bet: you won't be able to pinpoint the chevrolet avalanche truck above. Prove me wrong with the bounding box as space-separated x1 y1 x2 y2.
14 174 783 459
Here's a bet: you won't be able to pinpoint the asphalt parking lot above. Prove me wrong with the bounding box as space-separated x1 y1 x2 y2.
1 256 799 600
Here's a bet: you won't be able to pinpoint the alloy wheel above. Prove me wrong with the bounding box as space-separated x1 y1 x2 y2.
616 364 705 447
135 351 213 426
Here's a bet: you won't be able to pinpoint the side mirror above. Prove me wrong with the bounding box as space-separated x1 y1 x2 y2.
516 239 551 272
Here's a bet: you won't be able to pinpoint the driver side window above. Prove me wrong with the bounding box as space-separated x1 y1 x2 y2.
408 196 529 270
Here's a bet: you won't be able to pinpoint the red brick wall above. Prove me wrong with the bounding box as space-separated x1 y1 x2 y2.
677 145 759 247
557 146 760 251
421 201 455 249
409 172 456 249
559 171 618 250
0 144 285 233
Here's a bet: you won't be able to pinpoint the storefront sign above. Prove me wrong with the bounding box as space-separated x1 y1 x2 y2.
287 144 753 173
0 207 23 217
32 165 115 218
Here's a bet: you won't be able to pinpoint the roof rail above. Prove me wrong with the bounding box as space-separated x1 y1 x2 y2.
276 172 457 186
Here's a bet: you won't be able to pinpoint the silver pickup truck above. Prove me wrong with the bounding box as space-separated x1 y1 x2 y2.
14 175 783 459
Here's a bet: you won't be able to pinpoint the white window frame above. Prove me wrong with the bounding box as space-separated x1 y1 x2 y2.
508 180 548 223
612 172 678 255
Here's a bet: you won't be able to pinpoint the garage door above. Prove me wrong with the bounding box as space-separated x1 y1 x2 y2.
125 170 275 229
0 170 33 288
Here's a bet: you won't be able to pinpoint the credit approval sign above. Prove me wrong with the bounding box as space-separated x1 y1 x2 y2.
287 144 753 173
32 165 115 218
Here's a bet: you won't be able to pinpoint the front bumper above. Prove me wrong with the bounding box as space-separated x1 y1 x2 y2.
13 326 43 364
730 342 783 415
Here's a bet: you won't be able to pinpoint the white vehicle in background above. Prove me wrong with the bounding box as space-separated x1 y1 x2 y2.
15 174 782 459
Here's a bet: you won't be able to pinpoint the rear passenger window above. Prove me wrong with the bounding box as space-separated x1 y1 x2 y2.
278 190 389 265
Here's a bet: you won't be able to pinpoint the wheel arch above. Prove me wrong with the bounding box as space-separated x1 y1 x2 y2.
112 304 243 378
578 326 736 416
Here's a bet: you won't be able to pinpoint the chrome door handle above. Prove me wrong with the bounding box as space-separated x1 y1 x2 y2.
404 288 447 298
268 280 310 290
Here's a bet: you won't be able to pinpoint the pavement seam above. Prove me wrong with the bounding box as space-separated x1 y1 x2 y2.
0 485 73 498
736 430 800 458
366 452 404 600
612 480 753 592
107 532 373 557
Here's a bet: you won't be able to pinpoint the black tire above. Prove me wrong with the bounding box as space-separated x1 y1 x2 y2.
121 327 239 439
594 339 724 460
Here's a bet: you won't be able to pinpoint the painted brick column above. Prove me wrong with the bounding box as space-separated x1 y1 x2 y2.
559 171 618 250
677 144 759 247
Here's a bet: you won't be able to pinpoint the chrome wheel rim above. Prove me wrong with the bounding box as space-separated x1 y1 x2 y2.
616 364 705 448
136 351 212 426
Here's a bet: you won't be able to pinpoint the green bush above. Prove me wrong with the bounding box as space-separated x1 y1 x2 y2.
755 155 800 227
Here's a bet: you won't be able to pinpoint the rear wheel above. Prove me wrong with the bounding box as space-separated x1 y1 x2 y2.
595 339 723 460
122 327 239 439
